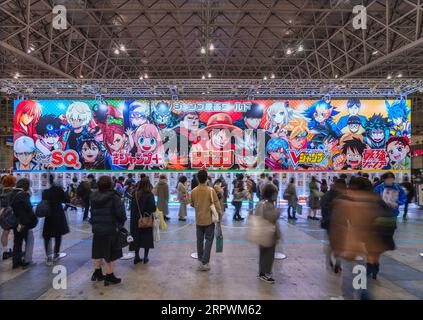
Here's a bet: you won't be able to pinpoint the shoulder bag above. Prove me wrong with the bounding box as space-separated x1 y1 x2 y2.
136 194 153 228
210 187 220 223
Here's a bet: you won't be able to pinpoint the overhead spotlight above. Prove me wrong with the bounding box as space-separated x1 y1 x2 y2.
120 44 126 51
372 50 379 55
298 44 304 52
263 76 268 80
200 47 206 54
202 92 205 95
144 73 148 79
27 49 31 54
335 74 339 79
139 75 144 80
207 72 212 78
13 72 20 79
270 73 275 79
286 48 292 55
209 43 215 51
397 73 403 78
387 74 392 80
201 75 205 80
79 75 84 78
114 48 120 55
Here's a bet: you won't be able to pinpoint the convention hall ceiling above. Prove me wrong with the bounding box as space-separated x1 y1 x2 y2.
1 0 423 80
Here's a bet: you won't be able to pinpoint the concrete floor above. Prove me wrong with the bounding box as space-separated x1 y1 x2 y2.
0 203 422 300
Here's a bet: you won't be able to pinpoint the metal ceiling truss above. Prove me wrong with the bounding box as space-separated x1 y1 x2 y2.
1 78 422 99
1 0 423 80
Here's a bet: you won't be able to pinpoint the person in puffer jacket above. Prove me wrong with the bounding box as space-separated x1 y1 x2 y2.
374 172 407 218
90 176 126 286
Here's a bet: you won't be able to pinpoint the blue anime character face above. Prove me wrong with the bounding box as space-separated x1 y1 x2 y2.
304 100 339 124
386 99 410 127
152 101 175 129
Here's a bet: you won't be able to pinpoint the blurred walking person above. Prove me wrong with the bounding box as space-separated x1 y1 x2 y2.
308 176 321 220
401 176 413 221
0 175 16 260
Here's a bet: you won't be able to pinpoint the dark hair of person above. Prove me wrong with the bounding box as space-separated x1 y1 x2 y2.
385 172 395 180
87 174 94 179
160 174 167 179
49 174 54 186
97 176 113 192
118 176 125 182
197 170 208 184
290 177 295 183
403 176 409 182
135 176 152 198
262 184 277 201
321 179 327 185
128 173 133 178
349 177 372 191
16 178 30 191
268 176 273 181
178 176 187 184
72 177 78 183
334 178 347 190
340 173 348 180
362 173 369 178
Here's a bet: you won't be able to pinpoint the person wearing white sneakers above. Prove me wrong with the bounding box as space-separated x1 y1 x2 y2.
190 170 222 271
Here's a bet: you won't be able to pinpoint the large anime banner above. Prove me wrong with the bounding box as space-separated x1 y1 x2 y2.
12 98 411 172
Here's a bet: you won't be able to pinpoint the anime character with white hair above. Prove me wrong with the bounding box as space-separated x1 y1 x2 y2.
62 101 93 150
13 136 39 170
265 101 297 138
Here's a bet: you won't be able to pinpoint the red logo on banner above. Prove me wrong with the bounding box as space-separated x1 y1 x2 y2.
190 150 234 169
362 149 387 169
51 150 81 169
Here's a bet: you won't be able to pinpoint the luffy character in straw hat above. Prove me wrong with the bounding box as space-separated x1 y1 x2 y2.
190 113 243 168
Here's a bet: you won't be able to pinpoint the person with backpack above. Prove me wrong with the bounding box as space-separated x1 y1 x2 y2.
90 176 127 286
0 175 16 260
77 178 92 222
11 178 38 269
42 175 70 266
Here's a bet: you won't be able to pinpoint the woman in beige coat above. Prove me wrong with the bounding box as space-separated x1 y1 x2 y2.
177 176 188 221
155 174 170 221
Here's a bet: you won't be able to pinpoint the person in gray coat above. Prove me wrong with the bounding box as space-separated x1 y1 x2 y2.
155 174 170 221
254 183 281 284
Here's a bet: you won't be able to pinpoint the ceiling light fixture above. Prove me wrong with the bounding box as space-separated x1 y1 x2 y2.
201 75 205 80
286 48 292 55
144 73 148 79
372 50 379 55
209 43 215 51
298 45 304 52
200 47 206 54
207 73 212 78
270 74 275 79
263 76 268 80
114 49 120 55
120 45 126 51
387 74 392 80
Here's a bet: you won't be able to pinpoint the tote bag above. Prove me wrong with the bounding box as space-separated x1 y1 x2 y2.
210 188 220 223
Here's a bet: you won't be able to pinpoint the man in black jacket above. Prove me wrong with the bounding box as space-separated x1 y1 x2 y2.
401 176 414 221
12 178 38 269
77 179 92 221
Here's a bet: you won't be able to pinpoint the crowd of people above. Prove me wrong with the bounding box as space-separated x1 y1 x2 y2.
0 170 417 298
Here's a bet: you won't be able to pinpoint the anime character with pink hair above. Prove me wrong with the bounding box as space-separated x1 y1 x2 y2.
129 124 164 169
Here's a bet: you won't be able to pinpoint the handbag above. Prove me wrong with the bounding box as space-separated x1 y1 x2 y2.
296 204 303 215
215 223 223 253
118 227 131 248
35 199 51 218
136 195 153 228
247 215 276 248
210 188 219 223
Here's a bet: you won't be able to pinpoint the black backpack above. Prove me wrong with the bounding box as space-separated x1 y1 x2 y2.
0 191 18 230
